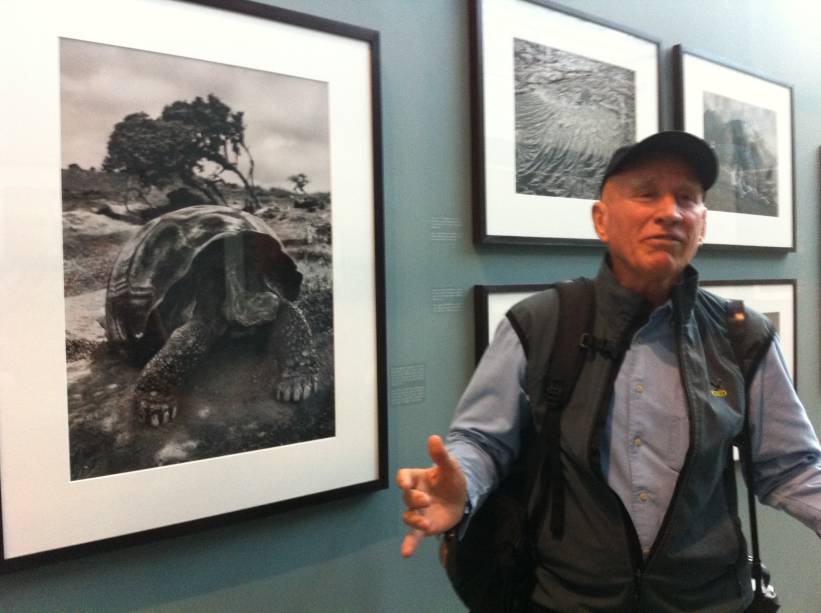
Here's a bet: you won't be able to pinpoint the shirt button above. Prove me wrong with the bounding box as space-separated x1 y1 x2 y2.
635 383 644 393
633 437 642 447
639 491 650 502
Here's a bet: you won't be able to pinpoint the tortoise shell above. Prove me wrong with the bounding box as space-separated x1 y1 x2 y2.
104 205 302 357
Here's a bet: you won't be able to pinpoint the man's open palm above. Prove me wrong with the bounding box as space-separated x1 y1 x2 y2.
396 435 467 558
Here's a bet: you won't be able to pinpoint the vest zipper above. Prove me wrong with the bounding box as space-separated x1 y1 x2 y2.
588 307 653 609
643 316 695 566
591 357 645 608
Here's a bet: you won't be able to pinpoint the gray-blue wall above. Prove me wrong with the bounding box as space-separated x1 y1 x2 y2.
3 1 820 611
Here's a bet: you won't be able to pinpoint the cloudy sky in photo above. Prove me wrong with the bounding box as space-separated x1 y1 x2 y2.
60 37 330 191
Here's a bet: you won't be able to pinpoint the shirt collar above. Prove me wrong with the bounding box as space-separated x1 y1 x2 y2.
594 256 700 334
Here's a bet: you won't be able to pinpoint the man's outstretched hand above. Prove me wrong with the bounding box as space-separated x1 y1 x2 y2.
396 435 468 558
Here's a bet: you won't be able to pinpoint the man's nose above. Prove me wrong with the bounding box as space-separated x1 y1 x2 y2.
654 193 683 224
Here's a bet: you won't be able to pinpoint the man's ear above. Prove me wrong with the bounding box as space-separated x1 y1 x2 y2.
592 200 609 243
697 206 707 246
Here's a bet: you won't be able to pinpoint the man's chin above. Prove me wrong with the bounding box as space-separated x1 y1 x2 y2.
641 258 686 283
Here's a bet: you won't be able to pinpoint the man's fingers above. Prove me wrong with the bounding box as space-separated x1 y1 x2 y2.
402 510 431 531
398 435 463 559
401 529 425 558
427 434 454 470
402 488 431 509
395 467 422 491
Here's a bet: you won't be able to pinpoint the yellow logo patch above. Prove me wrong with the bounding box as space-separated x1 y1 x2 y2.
711 389 728 398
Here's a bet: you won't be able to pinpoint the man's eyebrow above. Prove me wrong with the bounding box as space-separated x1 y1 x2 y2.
622 176 657 190
621 174 701 192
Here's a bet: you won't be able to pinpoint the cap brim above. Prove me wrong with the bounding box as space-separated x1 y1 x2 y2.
601 131 718 193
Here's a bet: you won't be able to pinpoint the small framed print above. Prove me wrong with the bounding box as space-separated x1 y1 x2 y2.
0 0 386 569
702 280 797 383
471 0 660 245
474 284 549 361
673 45 795 250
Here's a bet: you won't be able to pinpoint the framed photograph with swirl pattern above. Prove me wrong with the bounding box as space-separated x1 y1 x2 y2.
0 0 385 570
470 0 660 245
673 45 795 250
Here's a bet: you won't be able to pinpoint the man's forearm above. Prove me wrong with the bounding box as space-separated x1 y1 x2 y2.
445 317 530 514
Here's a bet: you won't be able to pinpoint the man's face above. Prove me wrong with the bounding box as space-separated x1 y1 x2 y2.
592 154 707 293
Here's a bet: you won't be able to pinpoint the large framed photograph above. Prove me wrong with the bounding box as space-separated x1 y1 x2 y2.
0 0 385 568
474 284 549 361
673 45 795 250
471 0 660 245
702 280 797 384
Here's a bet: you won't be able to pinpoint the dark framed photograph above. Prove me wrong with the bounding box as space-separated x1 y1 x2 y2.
474 284 549 361
0 0 385 568
673 45 795 250
702 280 797 383
470 0 660 245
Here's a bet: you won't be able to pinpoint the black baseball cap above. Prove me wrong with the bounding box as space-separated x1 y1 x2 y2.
599 131 718 194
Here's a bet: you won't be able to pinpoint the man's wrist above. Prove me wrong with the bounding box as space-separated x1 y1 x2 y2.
443 498 472 540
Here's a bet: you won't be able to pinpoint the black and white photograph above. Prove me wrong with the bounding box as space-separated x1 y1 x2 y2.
702 280 796 383
472 0 659 244
514 38 635 200
673 45 794 250
61 38 335 480
0 0 384 567
703 91 778 216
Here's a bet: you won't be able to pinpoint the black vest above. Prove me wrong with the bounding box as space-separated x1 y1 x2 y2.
507 263 774 612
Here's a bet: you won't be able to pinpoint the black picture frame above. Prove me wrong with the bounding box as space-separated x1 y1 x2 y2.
673 45 795 251
470 0 661 246
474 284 550 362
701 279 797 384
0 0 386 571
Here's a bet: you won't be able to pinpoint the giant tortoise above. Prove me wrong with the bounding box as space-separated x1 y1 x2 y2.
105 205 319 426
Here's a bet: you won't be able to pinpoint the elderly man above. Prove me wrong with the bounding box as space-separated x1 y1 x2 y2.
397 132 821 611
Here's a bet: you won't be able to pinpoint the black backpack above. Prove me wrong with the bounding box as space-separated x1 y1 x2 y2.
441 281 779 613
440 278 595 613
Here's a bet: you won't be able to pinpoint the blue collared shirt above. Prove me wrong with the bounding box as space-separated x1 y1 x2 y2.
446 304 821 553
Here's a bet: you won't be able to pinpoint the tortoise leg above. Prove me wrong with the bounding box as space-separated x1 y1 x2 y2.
269 301 319 402
135 303 227 427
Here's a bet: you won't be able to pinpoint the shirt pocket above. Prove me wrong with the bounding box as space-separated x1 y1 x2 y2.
663 413 689 472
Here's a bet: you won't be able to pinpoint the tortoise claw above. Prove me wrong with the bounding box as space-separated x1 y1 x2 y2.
276 371 319 403
135 390 179 427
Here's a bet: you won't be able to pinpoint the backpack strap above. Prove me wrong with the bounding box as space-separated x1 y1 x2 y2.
526 278 596 539
725 299 776 601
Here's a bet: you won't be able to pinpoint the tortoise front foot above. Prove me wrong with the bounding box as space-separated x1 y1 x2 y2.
276 361 319 403
135 389 178 427
271 302 320 403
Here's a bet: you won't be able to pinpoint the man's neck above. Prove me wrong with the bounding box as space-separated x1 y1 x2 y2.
609 264 678 308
